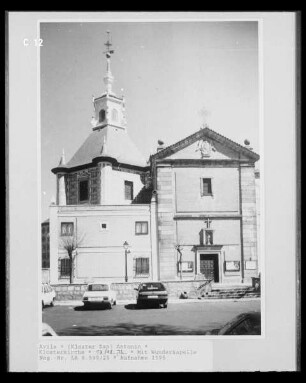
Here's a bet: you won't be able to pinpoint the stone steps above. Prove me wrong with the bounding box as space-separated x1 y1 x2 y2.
201 287 260 299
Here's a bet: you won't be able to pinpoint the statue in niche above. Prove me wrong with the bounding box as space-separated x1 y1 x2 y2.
205 230 213 245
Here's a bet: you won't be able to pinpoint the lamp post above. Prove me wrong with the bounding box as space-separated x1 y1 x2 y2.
123 241 129 282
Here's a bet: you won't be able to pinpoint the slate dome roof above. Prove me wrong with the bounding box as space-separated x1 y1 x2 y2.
53 126 148 172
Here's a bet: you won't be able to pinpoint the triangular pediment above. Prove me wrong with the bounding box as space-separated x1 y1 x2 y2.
151 128 259 162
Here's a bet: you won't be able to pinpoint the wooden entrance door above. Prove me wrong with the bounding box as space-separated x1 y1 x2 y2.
200 254 219 282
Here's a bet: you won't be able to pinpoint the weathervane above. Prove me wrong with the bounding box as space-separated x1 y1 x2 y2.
104 31 114 58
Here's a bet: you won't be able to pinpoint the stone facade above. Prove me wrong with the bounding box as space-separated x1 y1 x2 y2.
240 164 258 281
151 128 260 284
156 166 177 280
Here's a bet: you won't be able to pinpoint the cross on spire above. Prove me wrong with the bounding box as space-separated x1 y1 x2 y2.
103 31 115 94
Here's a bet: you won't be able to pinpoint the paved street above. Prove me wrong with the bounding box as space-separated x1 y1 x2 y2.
42 299 261 336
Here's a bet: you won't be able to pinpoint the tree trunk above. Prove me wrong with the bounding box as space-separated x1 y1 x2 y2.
69 251 73 284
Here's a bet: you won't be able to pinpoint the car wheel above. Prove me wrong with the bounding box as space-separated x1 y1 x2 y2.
50 298 54 307
113 300 116 306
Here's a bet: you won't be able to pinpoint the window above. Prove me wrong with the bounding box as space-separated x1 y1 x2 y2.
99 109 106 122
139 282 165 291
100 222 108 231
112 109 118 121
61 222 74 236
201 178 212 196
135 221 148 235
88 284 109 291
135 258 150 276
60 258 71 277
79 179 89 202
124 181 134 200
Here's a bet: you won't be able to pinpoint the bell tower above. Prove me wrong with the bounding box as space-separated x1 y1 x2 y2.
91 31 127 132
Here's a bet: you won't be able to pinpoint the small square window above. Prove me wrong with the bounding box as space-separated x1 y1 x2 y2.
135 221 148 235
61 222 74 236
201 178 212 196
100 222 108 231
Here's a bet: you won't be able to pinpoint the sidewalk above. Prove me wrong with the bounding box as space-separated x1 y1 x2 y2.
54 297 261 306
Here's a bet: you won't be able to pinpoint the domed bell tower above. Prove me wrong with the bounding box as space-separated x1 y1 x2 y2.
91 31 127 132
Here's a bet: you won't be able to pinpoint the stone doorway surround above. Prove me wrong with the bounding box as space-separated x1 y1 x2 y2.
195 246 223 284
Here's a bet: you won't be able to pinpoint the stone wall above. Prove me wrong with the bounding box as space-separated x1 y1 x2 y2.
52 279 211 301
240 164 258 281
156 166 177 280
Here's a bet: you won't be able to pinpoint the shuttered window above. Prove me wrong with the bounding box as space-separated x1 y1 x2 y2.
135 221 148 235
60 258 71 277
201 178 212 196
135 258 150 276
124 181 134 200
79 179 89 202
61 222 74 236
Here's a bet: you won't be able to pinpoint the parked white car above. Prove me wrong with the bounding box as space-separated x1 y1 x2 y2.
82 282 117 309
42 283 56 309
42 322 57 336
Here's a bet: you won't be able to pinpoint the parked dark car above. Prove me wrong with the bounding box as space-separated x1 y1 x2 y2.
135 282 168 308
206 311 261 335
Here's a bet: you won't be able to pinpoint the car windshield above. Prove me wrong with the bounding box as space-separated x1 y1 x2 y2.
139 283 166 291
219 314 261 335
88 284 109 291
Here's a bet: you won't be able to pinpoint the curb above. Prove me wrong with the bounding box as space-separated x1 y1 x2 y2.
53 297 261 306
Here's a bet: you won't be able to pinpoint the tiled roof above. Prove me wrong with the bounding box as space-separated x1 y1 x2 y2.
132 186 153 204
64 127 148 169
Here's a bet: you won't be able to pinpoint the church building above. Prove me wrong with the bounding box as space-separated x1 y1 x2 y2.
48 34 260 286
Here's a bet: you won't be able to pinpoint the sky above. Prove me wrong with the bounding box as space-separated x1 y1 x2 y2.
41 21 259 221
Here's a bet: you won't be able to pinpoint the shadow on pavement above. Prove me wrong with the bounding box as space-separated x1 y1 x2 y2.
56 323 205 336
125 303 166 310
74 304 111 311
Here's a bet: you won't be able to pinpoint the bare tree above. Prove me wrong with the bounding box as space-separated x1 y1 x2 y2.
175 244 183 280
61 233 85 284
